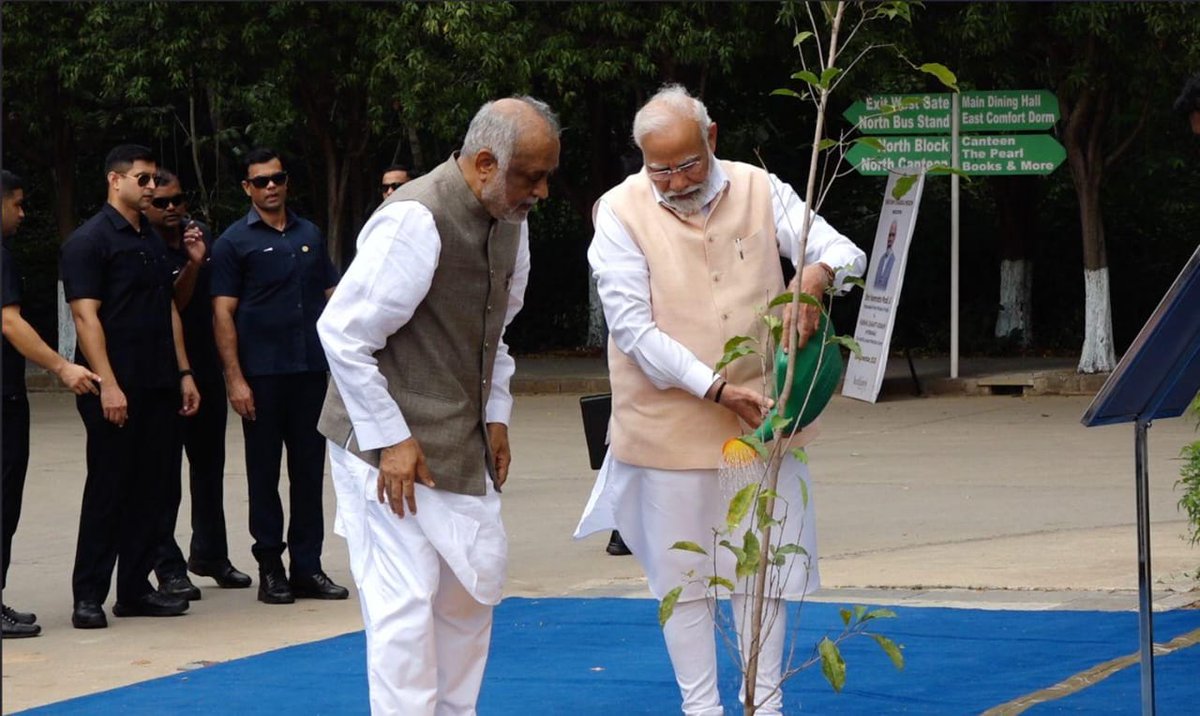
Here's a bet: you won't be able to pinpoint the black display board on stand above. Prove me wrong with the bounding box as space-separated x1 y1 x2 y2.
1082 244 1200 715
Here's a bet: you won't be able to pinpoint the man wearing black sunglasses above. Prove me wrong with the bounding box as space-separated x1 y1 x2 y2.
146 170 252 602
211 147 346 605
60 144 201 628
379 164 412 201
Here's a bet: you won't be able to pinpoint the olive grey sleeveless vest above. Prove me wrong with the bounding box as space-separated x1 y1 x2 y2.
318 156 520 496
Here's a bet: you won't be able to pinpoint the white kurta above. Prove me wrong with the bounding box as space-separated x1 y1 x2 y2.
574 163 866 604
318 200 528 603
318 198 529 715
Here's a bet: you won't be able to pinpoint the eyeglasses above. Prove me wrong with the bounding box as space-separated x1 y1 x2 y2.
119 172 161 188
646 158 705 181
150 194 186 210
381 182 405 193
246 171 289 189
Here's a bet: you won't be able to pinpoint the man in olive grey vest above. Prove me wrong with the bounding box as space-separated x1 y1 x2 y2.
317 96 560 715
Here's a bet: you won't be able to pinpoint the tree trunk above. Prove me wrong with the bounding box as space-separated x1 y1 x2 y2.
1080 266 1115 373
407 124 426 172
321 132 346 266
208 85 224 222
996 259 1032 344
187 88 211 220
990 177 1037 346
586 274 607 348
1073 168 1114 372
1061 67 1116 374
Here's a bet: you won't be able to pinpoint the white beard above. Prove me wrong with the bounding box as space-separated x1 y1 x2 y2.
661 158 718 216
483 171 534 224
662 187 708 216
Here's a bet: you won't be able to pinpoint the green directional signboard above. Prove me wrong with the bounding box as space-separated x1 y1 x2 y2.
844 90 1060 134
846 134 1066 176
844 94 955 133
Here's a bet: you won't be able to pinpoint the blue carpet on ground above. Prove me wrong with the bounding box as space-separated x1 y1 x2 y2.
20 598 1200 715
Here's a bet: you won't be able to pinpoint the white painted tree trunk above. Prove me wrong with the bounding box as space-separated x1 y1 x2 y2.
586 273 607 348
57 280 75 361
1078 267 1115 373
995 258 1032 346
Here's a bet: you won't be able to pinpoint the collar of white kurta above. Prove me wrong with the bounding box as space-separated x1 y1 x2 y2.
647 157 730 218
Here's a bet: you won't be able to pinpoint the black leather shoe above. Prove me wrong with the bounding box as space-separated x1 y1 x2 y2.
606 530 632 556
258 568 295 604
158 574 201 601
112 591 188 618
2 603 36 625
2 606 41 638
289 571 349 600
189 559 252 589
71 600 108 629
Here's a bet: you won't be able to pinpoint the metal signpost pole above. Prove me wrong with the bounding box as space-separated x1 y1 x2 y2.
1134 418 1156 715
950 92 960 378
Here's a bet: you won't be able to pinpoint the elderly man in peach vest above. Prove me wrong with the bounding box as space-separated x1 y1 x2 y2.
575 84 865 715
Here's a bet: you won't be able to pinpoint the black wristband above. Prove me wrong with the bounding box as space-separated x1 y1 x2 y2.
713 380 727 404
179 369 194 379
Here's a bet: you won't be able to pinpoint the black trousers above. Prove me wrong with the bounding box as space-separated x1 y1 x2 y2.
242 372 327 576
72 387 176 604
2 393 31 589
156 376 231 578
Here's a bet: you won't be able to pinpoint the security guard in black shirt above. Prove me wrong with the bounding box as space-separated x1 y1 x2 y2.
211 148 347 604
2 170 101 638
60 145 200 629
145 169 251 599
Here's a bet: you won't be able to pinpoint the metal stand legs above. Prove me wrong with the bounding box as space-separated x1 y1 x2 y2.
1134 419 1156 715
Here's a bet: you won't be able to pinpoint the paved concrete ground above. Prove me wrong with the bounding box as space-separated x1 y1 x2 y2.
3 357 1199 712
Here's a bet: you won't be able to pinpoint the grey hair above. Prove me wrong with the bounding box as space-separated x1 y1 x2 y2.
632 83 712 149
461 95 561 167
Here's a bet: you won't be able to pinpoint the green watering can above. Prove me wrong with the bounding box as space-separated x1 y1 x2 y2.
751 313 843 443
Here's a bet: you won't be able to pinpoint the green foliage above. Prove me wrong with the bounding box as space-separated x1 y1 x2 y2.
769 291 823 309
737 530 762 580
918 62 958 92
708 576 737 592
773 542 808 558
739 435 771 461
1178 397 1200 579
792 70 821 87
891 174 921 200
924 165 972 180
5 2 1198 355
726 483 758 530
818 637 847 692
872 634 906 670
756 490 782 530
872 1 915 23
763 314 785 348
671 541 710 556
716 335 758 372
827 334 864 359
658 586 683 627
767 414 793 434
854 136 886 151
